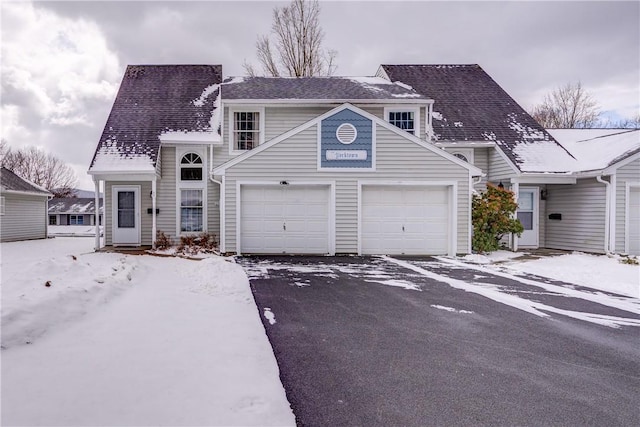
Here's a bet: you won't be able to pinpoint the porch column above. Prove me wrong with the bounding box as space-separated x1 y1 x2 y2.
94 179 100 251
151 178 157 248
512 182 519 252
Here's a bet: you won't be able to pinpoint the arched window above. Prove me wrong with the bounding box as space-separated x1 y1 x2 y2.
180 153 203 181
453 152 468 162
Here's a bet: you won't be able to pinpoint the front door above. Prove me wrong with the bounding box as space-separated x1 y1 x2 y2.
112 186 140 246
517 187 539 248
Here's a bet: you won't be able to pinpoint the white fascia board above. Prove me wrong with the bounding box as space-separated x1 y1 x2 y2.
435 141 496 148
510 174 577 184
87 171 158 181
1 189 51 198
223 98 432 105
159 131 220 145
213 102 482 176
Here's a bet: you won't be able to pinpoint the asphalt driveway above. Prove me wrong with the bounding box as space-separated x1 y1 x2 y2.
241 256 640 427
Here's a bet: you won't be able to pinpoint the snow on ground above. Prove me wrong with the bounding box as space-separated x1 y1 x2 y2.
1 237 294 426
49 225 102 237
459 251 638 298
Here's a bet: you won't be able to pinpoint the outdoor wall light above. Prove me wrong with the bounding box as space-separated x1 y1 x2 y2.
280 180 289 185
498 181 504 189
540 189 548 200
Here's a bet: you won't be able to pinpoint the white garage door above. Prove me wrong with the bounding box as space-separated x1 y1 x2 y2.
241 185 330 254
629 187 640 255
361 185 450 255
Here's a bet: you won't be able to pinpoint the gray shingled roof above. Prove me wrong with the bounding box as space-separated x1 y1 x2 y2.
221 76 428 101
90 65 222 170
1 167 51 196
381 64 574 172
48 197 104 214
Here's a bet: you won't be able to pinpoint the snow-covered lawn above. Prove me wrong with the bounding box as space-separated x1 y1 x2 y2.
460 251 639 298
1 237 294 426
48 225 102 237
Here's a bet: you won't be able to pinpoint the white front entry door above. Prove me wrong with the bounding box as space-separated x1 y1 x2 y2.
361 185 450 255
628 187 640 255
112 186 141 246
240 185 331 254
517 187 539 248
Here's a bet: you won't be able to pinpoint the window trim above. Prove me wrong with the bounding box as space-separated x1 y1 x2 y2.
228 106 265 155
448 148 474 164
175 146 207 235
70 214 84 225
384 106 420 138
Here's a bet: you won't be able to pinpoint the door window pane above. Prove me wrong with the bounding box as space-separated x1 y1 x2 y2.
117 191 135 228
517 212 533 230
518 192 534 211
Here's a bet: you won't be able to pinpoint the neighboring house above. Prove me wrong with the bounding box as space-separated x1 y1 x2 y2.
87 64 640 256
546 129 640 255
48 197 104 226
0 167 52 242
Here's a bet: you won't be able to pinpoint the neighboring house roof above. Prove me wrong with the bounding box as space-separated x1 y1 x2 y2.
0 167 51 196
547 129 640 172
221 76 428 101
380 64 577 173
48 198 104 215
89 65 222 173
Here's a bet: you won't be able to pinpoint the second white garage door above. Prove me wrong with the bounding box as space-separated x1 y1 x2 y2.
361 185 450 255
240 185 330 254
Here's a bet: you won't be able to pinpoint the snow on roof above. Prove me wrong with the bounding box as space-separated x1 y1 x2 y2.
547 129 640 172
48 197 104 214
91 138 155 173
1 167 51 195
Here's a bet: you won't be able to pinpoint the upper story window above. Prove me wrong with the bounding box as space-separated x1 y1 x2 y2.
180 153 203 181
385 107 420 137
233 111 261 150
389 111 415 134
450 149 474 164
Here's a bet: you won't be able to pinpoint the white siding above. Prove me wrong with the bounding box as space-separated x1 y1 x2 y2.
488 148 516 183
615 158 640 253
222 124 471 254
473 147 490 191
156 146 220 245
544 178 607 253
0 193 48 242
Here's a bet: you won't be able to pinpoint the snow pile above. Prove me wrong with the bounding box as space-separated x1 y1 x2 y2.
461 250 526 264
1 238 295 426
501 252 640 298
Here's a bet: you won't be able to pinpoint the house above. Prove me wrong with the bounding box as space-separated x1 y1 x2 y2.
48 197 104 226
88 64 640 256
0 167 52 242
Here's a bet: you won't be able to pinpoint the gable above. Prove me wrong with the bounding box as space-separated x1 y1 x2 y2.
213 104 481 176
320 109 373 169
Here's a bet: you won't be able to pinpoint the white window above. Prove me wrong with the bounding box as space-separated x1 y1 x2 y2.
449 148 474 164
70 215 84 225
176 149 207 234
384 107 421 137
0 196 4 215
229 108 265 153
180 189 203 232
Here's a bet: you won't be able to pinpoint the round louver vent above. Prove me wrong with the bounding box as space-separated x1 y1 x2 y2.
336 123 357 144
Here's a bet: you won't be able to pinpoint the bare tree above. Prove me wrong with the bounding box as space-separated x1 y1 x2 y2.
1 146 77 197
601 113 640 129
530 81 600 128
244 0 337 77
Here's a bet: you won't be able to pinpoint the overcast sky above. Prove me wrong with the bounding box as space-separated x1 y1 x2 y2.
2 0 639 190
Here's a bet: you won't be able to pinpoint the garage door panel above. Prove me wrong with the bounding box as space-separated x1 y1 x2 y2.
241 185 330 254
361 185 450 255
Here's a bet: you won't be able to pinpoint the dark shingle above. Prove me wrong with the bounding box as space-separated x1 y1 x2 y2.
222 76 428 101
48 197 104 214
1 167 51 195
90 65 222 170
381 64 572 171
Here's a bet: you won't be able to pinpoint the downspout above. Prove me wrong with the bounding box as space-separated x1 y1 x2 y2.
596 175 611 253
208 145 224 252
512 182 519 252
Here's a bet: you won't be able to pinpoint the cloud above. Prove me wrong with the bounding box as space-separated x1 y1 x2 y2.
1 1 121 188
